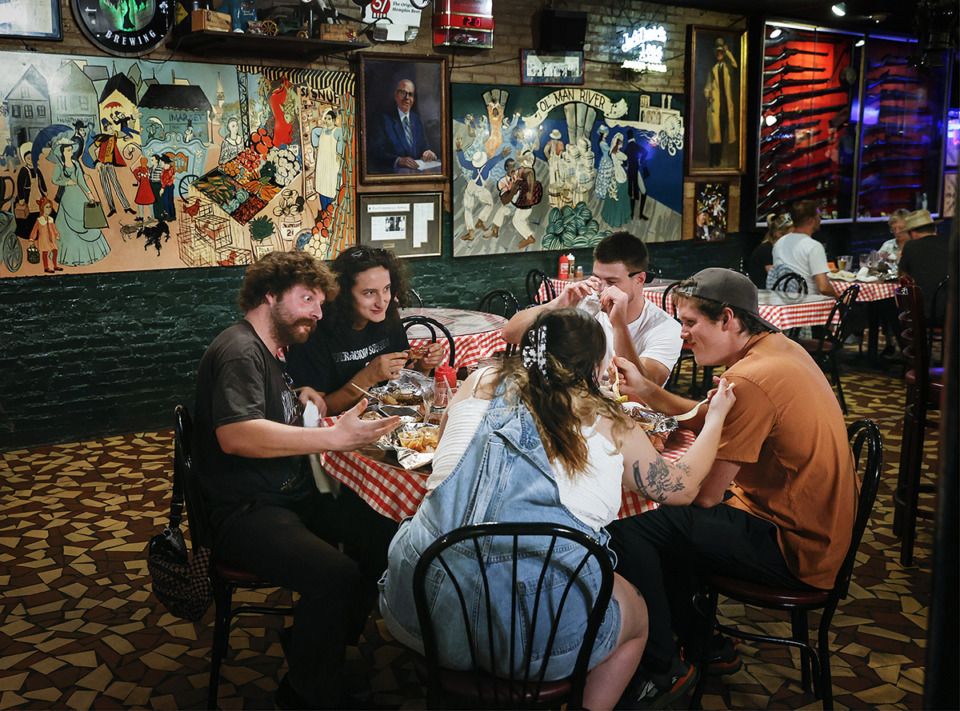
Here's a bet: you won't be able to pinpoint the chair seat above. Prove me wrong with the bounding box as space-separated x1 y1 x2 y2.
435 666 572 706
708 574 829 607
214 563 268 584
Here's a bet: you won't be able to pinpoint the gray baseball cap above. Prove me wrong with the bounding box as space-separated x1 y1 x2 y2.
676 268 780 332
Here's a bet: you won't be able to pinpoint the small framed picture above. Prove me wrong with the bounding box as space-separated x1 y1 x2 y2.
943 171 956 218
357 192 442 258
358 54 449 184
520 49 584 85
694 182 729 240
0 0 62 39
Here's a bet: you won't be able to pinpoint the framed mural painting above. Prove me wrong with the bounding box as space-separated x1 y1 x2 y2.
451 83 685 257
358 54 448 184
357 191 442 257
520 50 584 85
686 25 747 176
0 0 61 39
693 182 728 240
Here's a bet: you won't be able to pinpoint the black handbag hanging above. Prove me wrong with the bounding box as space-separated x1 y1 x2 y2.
146 460 212 622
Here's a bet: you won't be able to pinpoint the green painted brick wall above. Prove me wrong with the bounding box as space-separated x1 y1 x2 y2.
0 211 750 450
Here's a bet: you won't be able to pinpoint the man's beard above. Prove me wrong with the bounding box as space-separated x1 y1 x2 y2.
270 303 316 346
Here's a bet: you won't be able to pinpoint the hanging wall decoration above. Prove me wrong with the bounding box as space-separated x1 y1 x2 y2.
451 83 685 257
0 50 357 279
0 0 62 39
72 0 173 56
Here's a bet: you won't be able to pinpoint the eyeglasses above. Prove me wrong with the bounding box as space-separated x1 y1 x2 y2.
350 247 387 260
628 271 645 278
396 90 415 99
676 283 697 296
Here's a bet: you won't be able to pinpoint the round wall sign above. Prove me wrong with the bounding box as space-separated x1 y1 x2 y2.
72 0 173 56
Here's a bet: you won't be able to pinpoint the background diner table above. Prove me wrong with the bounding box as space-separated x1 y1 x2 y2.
828 276 898 360
401 307 507 371
542 276 836 332
320 425 696 521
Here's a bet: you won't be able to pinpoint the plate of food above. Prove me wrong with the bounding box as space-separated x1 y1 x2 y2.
378 422 440 469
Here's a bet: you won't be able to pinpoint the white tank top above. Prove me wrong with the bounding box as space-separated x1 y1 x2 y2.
426 369 625 531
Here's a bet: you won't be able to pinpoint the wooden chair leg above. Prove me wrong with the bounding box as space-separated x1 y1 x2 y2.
208 580 234 710
791 610 812 694
829 354 847 415
818 618 834 711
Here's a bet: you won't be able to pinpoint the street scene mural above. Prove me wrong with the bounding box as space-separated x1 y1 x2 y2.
0 51 357 278
451 83 685 257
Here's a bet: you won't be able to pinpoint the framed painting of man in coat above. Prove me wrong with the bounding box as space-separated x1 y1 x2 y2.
686 26 747 176
358 54 449 184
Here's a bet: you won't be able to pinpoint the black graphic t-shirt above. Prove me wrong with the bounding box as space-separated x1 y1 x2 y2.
286 316 409 395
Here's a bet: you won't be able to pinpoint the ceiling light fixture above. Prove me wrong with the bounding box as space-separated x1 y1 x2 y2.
831 2 847 16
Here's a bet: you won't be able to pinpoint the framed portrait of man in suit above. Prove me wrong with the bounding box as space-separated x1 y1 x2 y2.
359 54 449 184
686 25 747 176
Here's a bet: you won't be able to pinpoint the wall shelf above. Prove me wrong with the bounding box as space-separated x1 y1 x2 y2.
168 30 369 58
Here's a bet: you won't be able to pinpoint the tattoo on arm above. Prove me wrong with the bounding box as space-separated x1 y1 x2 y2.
633 457 686 503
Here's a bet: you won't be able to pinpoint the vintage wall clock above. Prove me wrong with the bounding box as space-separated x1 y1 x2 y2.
72 0 174 56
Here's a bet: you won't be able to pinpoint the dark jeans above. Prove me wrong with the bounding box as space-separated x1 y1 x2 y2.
608 504 811 668
216 486 399 707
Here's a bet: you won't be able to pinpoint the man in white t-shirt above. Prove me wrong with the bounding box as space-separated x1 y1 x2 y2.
501 231 681 385
767 200 837 296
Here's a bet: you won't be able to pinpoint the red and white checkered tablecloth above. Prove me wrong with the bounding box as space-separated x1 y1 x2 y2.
402 307 508 371
828 278 897 302
321 425 696 522
645 287 836 331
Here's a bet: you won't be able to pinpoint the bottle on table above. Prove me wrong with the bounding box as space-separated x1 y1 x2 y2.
431 364 457 421
567 253 575 281
576 265 584 281
558 253 569 281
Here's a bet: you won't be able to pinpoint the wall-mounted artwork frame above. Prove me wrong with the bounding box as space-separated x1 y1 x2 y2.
358 54 448 184
943 171 956 218
686 25 747 176
0 0 62 39
357 191 442 258
520 49 584 85
693 181 728 240
72 0 173 56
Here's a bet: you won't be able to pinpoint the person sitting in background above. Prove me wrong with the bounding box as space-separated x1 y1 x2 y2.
286 245 444 415
748 212 792 289
607 268 857 709
379 308 737 711
501 231 682 385
192 251 400 709
899 209 949 327
878 208 911 263
767 200 837 296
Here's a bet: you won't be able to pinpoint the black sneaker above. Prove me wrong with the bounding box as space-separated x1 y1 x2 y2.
705 634 742 676
628 655 700 710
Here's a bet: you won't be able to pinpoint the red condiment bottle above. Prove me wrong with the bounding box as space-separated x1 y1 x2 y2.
558 253 569 281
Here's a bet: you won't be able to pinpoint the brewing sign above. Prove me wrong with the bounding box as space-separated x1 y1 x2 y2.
73 0 174 56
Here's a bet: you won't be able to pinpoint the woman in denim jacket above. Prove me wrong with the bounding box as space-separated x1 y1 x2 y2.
380 309 736 710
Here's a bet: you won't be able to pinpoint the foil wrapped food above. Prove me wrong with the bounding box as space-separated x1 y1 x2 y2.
369 368 433 407
622 403 678 452
377 422 440 470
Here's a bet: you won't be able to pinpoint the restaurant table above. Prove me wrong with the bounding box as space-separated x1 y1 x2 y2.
320 426 696 522
401 307 507 371
828 277 898 360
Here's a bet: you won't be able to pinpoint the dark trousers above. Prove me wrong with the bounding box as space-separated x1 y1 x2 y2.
607 504 810 667
216 487 399 707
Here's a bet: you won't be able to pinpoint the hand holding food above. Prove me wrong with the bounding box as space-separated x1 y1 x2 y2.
367 352 409 382
704 377 736 423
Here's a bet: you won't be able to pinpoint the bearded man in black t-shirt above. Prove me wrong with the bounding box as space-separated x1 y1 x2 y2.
193 251 399 710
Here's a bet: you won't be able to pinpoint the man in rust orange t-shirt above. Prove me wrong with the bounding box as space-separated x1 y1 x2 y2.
608 268 858 709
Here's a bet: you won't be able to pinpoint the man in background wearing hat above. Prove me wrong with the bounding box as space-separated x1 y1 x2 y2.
607 268 857 708
899 209 948 326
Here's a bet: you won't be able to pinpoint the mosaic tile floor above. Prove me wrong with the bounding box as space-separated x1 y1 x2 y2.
0 358 939 710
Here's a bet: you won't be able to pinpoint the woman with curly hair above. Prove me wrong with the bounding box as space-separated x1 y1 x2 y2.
287 244 444 415
379 308 736 710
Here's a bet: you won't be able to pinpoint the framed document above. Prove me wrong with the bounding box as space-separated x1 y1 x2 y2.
520 49 584 85
357 192 442 258
0 0 62 39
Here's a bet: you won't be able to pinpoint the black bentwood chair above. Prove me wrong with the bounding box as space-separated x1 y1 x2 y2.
771 271 809 296
402 314 456 368
477 289 521 319
690 419 883 711
663 281 711 396
175 405 294 710
526 269 556 306
796 283 860 414
412 522 614 710
893 282 942 567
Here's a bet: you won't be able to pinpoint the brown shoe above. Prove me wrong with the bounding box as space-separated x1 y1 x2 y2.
518 235 536 249
476 219 487 231
488 225 499 239
461 230 474 240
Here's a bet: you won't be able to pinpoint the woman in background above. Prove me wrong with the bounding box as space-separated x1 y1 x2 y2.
748 212 792 289
380 309 737 711
286 245 444 416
